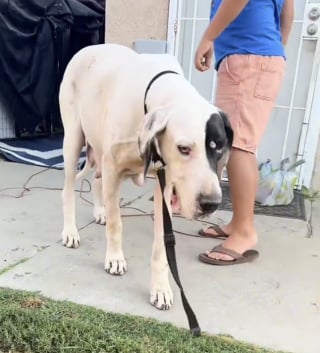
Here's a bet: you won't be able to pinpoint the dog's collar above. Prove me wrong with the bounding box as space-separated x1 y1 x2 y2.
143 70 179 115
142 70 179 168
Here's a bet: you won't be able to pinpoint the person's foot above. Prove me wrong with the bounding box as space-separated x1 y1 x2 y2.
204 229 258 261
200 223 232 238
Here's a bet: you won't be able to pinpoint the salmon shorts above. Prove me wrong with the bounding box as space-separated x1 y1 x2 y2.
215 54 286 154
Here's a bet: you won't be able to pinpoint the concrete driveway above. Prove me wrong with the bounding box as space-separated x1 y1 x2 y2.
0 160 319 353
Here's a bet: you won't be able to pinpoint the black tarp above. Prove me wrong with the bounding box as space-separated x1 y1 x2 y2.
0 0 105 137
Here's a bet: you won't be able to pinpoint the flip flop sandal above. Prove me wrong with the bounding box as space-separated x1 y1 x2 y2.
198 244 259 266
198 224 229 239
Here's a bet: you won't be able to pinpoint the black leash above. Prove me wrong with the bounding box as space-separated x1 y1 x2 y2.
157 168 201 336
143 70 179 115
143 70 201 336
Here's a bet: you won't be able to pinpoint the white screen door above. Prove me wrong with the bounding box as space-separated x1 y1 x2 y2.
171 0 320 188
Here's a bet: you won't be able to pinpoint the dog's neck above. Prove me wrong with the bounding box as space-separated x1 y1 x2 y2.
144 70 178 114
144 74 194 113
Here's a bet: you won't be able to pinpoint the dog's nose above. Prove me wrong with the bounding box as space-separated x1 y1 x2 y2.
198 194 221 214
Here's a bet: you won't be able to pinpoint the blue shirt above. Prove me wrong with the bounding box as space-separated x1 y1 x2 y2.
210 0 285 70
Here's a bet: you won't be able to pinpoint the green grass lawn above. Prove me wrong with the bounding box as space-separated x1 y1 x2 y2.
0 287 285 353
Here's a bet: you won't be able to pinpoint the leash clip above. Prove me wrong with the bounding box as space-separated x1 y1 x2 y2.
153 160 165 171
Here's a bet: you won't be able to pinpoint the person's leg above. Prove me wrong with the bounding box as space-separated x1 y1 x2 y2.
204 148 258 260
200 55 286 262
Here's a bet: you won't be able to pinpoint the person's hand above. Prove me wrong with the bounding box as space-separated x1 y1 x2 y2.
194 37 213 72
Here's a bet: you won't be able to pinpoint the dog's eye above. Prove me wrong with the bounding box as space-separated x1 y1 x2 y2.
209 140 223 155
178 145 191 156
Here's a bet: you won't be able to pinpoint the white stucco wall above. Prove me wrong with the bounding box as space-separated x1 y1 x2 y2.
105 0 170 48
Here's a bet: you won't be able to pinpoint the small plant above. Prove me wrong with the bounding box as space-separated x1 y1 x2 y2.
300 186 320 237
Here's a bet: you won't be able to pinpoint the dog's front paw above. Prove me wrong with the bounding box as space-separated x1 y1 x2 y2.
105 254 127 276
93 206 106 225
62 228 80 248
150 281 173 310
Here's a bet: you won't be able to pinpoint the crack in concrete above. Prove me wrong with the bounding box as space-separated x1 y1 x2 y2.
120 191 151 208
0 244 52 277
0 257 31 276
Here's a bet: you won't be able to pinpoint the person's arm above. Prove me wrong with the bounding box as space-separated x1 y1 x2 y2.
195 0 249 71
203 0 249 41
280 0 294 45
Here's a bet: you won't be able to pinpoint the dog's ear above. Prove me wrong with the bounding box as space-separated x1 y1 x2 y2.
217 110 233 180
138 107 170 174
219 110 233 149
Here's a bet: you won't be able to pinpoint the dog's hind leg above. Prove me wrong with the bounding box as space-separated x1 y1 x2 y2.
61 126 84 248
85 145 105 225
60 78 85 248
77 145 106 225
150 179 173 310
92 174 106 225
103 161 127 275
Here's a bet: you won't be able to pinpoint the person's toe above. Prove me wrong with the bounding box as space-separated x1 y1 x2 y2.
206 250 233 261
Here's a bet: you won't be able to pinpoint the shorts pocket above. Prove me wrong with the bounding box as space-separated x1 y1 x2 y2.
254 64 284 101
218 55 246 85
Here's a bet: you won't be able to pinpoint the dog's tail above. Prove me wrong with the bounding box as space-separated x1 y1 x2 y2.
76 159 91 180
76 144 95 180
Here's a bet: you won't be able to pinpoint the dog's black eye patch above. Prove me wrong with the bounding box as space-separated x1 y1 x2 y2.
218 110 233 149
205 112 229 171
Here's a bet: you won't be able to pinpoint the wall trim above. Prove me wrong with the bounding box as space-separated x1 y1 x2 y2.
167 0 178 54
299 39 320 188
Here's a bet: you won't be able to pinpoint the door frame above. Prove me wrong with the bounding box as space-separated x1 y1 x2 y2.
298 39 320 188
167 0 179 55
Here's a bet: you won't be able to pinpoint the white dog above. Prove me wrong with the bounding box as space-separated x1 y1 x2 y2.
59 44 233 310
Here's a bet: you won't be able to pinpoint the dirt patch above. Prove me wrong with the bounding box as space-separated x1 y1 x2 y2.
21 297 45 309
